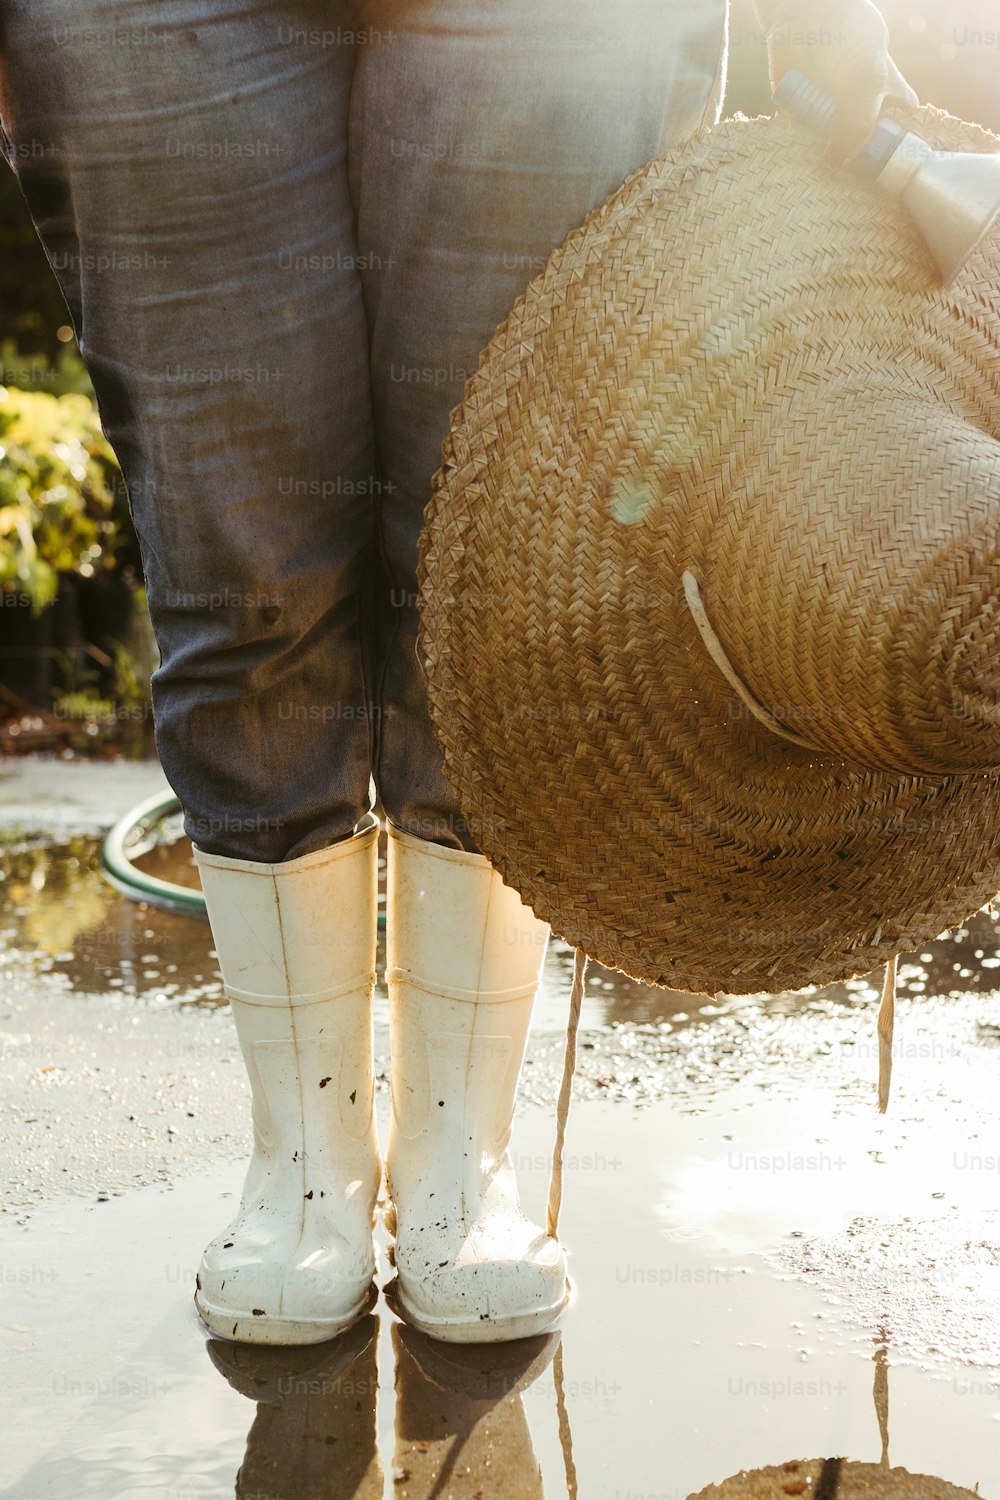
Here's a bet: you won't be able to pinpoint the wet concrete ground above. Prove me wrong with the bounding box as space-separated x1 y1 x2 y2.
2 758 999 1497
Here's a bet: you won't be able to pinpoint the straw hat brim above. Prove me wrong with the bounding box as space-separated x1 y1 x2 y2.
418 105 1000 995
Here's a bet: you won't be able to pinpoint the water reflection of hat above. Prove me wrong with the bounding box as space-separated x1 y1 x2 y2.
687 1457 980 1499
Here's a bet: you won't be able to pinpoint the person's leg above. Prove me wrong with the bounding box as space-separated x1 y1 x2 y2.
0 0 377 862
194 816 382 1344
349 0 729 851
347 0 728 1339
0 0 387 1343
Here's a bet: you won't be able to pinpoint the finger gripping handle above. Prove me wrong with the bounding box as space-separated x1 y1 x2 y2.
773 68 837 131
773 68 908 180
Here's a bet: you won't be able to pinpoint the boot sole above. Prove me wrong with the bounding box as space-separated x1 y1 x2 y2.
387 1275 576 1344
195 1284 375 1346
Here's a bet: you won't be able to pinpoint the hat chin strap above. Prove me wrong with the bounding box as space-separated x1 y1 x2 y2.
681 568 899 1115
877 956 898 1115
681 570 820 752
546 949 588 1238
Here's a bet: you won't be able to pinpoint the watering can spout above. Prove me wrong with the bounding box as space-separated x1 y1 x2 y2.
773 68 1000 284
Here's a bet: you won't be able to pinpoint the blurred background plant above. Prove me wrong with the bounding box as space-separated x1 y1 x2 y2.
0 0 996 755
0 344 152 754
1 383 122 612
0 158 153 753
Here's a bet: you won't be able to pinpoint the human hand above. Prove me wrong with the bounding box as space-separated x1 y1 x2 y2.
752 0 919 165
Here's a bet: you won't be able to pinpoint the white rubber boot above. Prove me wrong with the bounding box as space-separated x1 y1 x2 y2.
192 814 381 1345
384 824 573 1343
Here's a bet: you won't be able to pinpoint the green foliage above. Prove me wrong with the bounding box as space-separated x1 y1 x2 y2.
0 383 123 613
49 627 154 754
109 625 151 714
0 337 95 397
53 687 117 722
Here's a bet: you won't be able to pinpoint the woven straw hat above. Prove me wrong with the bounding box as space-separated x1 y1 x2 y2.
418 103 1000 1000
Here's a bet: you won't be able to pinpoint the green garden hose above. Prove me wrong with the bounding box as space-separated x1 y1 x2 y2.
100 788 208 917
101 790 387 928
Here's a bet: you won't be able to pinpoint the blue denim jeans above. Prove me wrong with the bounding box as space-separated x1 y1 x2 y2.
0 0 728 860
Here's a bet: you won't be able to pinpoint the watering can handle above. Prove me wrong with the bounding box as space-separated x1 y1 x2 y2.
773 68 907 179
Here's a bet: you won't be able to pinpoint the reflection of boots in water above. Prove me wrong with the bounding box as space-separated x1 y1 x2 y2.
392 1323 559 1499
206 1314 382 1500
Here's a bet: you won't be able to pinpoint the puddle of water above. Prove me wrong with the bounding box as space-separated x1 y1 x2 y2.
3 1096 999 1499
2 832 999 1034
0 834 223 1008
3 829 1000 1494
